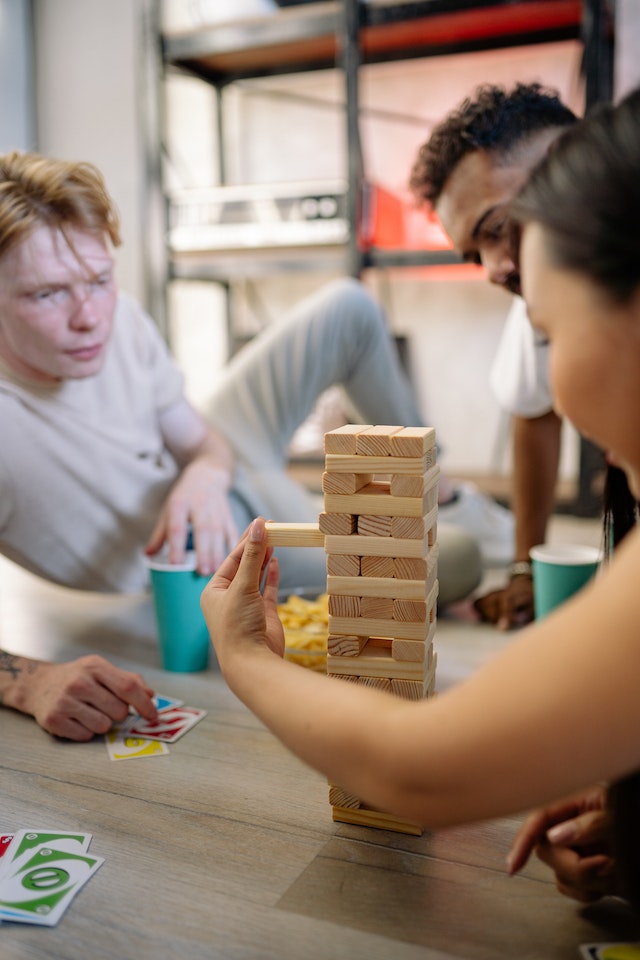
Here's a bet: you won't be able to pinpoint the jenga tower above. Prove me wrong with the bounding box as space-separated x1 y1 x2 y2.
322 424 439 836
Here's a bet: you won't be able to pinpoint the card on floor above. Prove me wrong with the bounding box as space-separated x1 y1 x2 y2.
105 727 170 761
0 835 14 866
0 841 104 926
581 944 640 959
125 706 206 742
0 830 92 879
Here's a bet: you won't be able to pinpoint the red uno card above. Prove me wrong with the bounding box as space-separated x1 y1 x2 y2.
125 706 206 743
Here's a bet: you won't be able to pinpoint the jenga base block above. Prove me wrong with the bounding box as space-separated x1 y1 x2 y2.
332 804 423 836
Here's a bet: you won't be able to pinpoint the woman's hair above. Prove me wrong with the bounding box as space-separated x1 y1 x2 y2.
0 151 121 258
511 87 640 304
513 88 640 913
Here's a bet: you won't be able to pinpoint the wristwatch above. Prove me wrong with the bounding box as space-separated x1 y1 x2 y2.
508 560 533 579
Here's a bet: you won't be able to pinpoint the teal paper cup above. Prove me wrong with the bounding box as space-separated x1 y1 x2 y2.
145 551 211 672
530 544 602 620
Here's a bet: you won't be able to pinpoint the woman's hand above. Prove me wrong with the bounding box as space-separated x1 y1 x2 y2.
201 518 285 677
507 785 618 902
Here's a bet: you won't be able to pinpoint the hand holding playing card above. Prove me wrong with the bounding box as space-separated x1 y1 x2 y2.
8 655 157 741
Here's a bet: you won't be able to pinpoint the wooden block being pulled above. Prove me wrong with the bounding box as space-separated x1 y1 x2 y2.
360 555 394 578
328 594 360 618
319 512 356 536
326 554 360 577
389 426 436 458
327 575 426 600
264 522 324 548
357 514 393 537
355 425 404 457
324 424 372 455
332 804 423 836
327 634 367 657
321 471 373 495
325 452 431 476
359 596 394 620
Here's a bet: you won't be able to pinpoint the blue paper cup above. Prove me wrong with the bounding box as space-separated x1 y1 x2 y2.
145 551 211 672
530 543 602 620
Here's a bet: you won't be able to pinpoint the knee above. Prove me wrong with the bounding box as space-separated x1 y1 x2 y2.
320 278 386 342
436 524 483 607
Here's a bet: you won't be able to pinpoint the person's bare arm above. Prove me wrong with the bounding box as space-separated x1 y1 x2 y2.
203 518 640 830
475 410 562 629
146 397 238 575
0 651 157 741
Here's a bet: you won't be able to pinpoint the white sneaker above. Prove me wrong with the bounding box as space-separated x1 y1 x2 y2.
438 483 515 567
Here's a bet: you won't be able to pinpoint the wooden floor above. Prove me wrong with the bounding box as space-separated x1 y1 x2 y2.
1 513 631 960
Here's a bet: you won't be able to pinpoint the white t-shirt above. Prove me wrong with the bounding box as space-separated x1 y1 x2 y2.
489 296 553 417
0 294 185 592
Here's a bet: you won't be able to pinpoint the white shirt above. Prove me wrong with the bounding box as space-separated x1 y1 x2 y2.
490 296 553 418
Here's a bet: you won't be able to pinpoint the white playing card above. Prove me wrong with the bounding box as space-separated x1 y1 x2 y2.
0 831 102 926
124 706 207 743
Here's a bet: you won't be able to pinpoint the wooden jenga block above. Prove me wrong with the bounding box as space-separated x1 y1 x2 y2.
325 483 432 519
393 598 427 623
394 545 438 587
327 634 368 657
264 522 324 548
355 425 403 457
326 554 360 577
391 472 434 498
360 555 394 578
389 426 436 458
390 515 428 539
329 785 361 809
327 620 427 656
324 424 372 454
325 534 428 560
321 471 373 495
356 676 391 692
426 581 439 621
391 654 437 700
325 452 431 476
327 624 424 668
331 804 422 836
359 595 394 620
391 637 428 662
319 512 356 536
327 576 426 601
328 594 360 618
357 514 393 537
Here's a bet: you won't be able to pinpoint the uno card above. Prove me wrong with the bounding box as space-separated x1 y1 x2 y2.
153 694 183 712
0 836 103 926
0 835 14 866
125 706 206 743
105 727 170 761
0 830 92 878
581 946 640 960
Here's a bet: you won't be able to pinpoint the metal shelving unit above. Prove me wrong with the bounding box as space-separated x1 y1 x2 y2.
152 0 613 514
160 0 590 281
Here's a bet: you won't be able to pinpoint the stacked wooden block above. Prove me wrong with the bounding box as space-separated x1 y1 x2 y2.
322 424 439 835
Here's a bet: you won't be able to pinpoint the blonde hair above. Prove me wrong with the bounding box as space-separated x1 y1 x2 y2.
0 151 122 258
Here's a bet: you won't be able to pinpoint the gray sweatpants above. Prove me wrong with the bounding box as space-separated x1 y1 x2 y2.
208 278 481 605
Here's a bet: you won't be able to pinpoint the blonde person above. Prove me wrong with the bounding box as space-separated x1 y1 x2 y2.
202 89 640 915
0 150 488 736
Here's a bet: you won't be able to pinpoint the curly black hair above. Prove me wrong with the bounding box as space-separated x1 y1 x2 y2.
409 82 577 206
